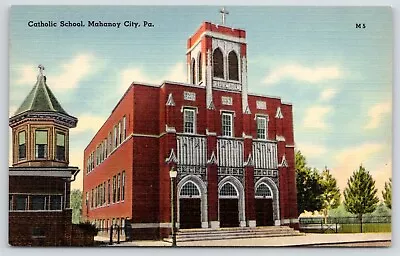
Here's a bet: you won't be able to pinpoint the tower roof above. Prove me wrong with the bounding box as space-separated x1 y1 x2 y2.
10 65 77 128
14 72 68 116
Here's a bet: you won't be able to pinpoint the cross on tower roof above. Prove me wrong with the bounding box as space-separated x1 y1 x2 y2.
219 7 229 25
38 64 45 75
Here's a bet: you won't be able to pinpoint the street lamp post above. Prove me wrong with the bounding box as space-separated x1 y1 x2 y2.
169 167 178 247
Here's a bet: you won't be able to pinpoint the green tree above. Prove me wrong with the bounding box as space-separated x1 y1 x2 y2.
382 178 392 209
320 167 341 223
343 165 379 232
295 151 323 214
70 189 83 224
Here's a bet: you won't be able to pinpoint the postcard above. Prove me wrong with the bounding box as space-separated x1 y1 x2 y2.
8 5 392 247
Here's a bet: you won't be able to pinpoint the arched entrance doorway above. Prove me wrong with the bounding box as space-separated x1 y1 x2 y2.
219 182 239 227
255 182 274 226
179 181 201 229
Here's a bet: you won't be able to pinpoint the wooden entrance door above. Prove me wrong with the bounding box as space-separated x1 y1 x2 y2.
179 198 201 229
219 199 239 227
255 198 274 226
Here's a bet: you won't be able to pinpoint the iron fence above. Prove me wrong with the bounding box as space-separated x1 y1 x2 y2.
299 216 391 233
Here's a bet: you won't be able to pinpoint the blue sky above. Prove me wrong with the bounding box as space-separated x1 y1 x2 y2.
9 6 392 196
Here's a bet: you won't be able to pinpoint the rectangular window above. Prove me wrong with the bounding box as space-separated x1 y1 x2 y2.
56 132 66 161
108 132 112 155
31 195 46 210
85 192 89 206
222 113 233 137
183 108 196 134
35 130 48 159
107 179 111 204
50 195 62 210
114 126 118 149
103 181 106 205
104 139 107 160
119 121 123 144
91 189 94 208
117 173 121 202
9 195 13 210
112 176 116 203
256 116 267 140
123 116 127 140
15 195 28 211
18 131 26 160
121 171 125 201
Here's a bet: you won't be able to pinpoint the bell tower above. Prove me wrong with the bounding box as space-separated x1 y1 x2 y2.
186 9 250 113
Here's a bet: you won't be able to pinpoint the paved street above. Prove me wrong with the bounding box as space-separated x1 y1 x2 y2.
96 232 391 247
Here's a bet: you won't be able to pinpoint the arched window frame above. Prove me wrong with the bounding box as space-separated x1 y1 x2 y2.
198 52 202 83
228 50 239 81
191 58 196 84
219 181 239 199
255 182 273 199
213 47 224 79
180 181 201 198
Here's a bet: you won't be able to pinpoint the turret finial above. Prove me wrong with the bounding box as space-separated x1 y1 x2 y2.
38 64 45 75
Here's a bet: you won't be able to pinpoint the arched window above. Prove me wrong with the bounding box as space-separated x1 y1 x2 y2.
180 181 200 198
213 48 224 78
191 58 196 84
255 183 273 198
228 51 239 81
219 182 238 198
198 53 202 82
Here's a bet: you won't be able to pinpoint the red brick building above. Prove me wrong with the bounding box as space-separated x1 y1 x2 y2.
8 66 83 246
83 21 298 240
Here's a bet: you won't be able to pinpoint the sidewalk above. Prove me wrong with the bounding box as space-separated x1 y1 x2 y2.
95 232 391 247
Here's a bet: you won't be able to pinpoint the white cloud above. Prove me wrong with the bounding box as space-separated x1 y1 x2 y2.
15 65 37 85
69 149 84 191
333 143 384 191
319 88 338 102
71 114 106 135
13 54 97 93
263 63 342 85
296 143 327 158
364 101 391 130
119 62 186 93
303 105 332 129
50 54 96 92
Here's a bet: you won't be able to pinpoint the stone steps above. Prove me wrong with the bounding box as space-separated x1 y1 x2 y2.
165 226 304 242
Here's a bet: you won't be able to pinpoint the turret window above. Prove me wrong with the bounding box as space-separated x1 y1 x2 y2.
56 132 66 161
228 51 239 81
35 130 48 159
18 131 26 160
213 48 224 78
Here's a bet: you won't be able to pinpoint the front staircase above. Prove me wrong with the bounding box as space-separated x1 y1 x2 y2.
164 226 304 243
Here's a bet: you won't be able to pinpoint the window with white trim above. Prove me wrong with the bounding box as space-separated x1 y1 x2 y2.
180 181 200 197
121 171 125 201
35 130 48 159
119 121 122 145
219 183 238 197
183 108 196 134
122 116 126 140
256 116 267 140
18 131 26 160
222 112 233 137
255 183 273 198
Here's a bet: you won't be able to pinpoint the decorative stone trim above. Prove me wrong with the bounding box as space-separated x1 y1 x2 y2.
256 101 267 110
183 91 196 101
275 107 284 119
166 93 175 106
165 149 178 164
221 96 233 105
276 135 286 142
248 220 256 228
